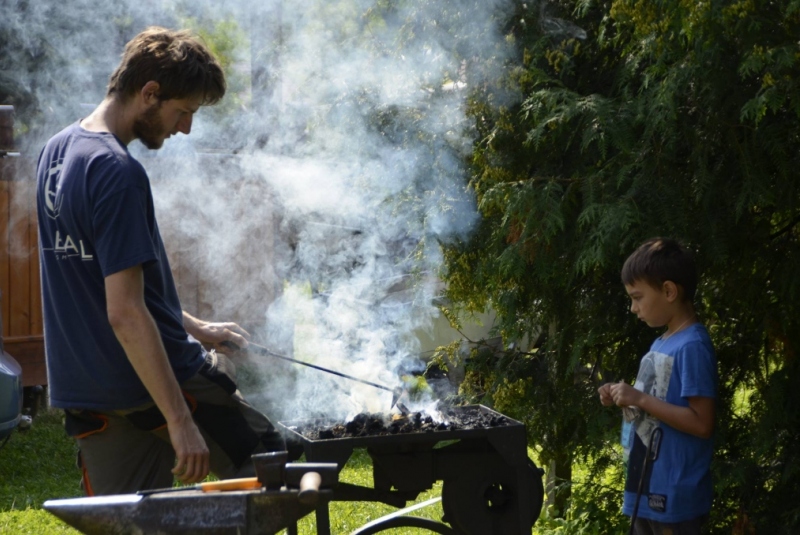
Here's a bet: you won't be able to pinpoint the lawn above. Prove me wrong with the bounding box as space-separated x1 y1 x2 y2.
0 407 450 534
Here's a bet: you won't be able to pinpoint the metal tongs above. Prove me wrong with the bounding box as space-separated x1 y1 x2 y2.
221 341 407 412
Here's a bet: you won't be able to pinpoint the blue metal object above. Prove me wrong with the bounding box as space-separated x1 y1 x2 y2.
1 287 23 441
0 348 23 440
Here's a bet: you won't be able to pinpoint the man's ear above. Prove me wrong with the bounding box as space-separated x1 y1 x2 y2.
662 280 680 303
140 81 161 105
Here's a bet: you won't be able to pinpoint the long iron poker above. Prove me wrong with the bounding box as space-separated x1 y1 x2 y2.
222 341 405 410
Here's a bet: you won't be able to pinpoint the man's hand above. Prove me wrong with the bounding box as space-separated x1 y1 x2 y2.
609 381 643 408
183 312 250 351
598 383 615 406
168 416 210 484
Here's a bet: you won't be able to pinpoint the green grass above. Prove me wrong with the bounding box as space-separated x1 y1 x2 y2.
0 409 81 511
0 409 82 534
0 408 447 534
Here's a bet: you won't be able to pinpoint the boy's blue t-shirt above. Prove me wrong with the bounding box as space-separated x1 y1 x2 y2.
620 323 717 523
36 122 204 410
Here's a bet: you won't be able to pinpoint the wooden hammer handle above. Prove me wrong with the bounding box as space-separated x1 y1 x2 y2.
297 471 322 505
199 477 262 492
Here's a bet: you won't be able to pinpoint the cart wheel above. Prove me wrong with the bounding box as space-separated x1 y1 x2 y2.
441 458 544 535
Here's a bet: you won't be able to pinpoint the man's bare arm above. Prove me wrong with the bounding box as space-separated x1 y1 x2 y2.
105 266 209 483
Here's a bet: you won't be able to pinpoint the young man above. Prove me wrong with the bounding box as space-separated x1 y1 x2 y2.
36 27 285 495
598 238 717 534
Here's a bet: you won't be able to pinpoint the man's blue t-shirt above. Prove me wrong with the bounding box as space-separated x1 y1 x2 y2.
620 323 717 522
36 122 204 410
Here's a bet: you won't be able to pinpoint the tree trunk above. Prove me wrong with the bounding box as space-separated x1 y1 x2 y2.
545 449 573 516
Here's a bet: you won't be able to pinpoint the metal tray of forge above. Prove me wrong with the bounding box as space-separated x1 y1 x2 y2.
277 404 525 450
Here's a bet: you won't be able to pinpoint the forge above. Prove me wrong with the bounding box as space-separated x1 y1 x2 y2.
280 404 545 535
43 404 543 534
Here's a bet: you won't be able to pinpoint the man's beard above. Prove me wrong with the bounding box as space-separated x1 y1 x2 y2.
132 101 167 150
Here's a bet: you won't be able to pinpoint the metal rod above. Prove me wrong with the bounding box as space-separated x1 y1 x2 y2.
235 341 396 395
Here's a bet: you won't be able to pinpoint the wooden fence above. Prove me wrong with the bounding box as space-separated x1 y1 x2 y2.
0 105 44 386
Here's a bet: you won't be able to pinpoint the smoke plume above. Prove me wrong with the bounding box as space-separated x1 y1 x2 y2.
2 0 516 422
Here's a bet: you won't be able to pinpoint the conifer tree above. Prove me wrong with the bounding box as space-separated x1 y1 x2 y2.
442 1 800 530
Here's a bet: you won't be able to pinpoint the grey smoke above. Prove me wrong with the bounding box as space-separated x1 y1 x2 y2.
3 0 518 422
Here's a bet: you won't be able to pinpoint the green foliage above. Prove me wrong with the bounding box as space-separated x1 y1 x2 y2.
441 0 800 531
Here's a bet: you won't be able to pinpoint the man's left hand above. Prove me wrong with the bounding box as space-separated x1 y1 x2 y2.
183 312 250 351
197 321 250 352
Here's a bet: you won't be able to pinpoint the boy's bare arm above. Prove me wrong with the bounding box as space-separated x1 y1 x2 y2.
609 382 714 439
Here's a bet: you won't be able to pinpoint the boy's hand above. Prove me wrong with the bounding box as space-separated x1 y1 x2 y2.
598 383 614 406
609 381 643 408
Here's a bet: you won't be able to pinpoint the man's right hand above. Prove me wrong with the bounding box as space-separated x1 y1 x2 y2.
168 417 210 484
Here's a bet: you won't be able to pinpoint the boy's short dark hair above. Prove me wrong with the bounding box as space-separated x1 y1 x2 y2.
107 26 226 105
621 237 697 302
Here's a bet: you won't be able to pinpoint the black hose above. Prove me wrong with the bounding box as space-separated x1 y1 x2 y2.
628 426 663 535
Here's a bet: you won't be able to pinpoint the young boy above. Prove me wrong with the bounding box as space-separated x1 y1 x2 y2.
598 237 717 534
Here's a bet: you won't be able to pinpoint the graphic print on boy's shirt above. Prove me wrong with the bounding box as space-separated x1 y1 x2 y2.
621 348 672 506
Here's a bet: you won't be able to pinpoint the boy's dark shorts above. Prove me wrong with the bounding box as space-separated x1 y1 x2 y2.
632 514 709 535
64 349 286 495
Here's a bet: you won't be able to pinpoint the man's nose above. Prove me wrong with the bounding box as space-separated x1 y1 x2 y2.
177 114 193 135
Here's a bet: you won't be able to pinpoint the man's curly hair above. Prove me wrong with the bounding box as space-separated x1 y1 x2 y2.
107 26 225 105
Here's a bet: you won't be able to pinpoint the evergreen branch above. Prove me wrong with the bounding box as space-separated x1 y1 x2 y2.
769 213 800 240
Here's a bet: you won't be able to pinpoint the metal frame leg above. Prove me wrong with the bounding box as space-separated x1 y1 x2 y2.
315 503 331 535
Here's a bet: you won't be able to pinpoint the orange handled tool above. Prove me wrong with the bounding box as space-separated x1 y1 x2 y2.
137 477 261 496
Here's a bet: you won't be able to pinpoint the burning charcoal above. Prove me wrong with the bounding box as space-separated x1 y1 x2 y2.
345 414 367 434
284 404 516 442
366 418 385 434
490 416 507 427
